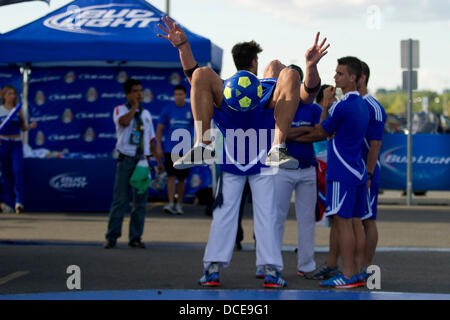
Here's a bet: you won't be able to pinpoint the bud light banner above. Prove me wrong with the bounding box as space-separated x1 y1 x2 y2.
23 66 217 210
23 158 116 212
379 134 450 190
23 158 212 211
0 66 22 94
28 66 190 155
147 163 213 204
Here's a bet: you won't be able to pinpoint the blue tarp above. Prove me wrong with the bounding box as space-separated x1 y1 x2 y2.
0 0 222 70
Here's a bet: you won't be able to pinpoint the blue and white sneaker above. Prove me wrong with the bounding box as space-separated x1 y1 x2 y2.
319 274 359 289
312 263 340 280
352 267 369 288
198 263 220 287
255 267 265 279
263 266 287 288
352 273 366 288
359 266 370 281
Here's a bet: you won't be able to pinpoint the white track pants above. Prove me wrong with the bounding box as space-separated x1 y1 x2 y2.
274 166 317 272
203 171 283 272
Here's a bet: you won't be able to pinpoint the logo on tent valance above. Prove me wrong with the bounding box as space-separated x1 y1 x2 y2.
43 3 160 35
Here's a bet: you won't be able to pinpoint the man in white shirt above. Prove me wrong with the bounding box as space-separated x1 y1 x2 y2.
105 78 157 249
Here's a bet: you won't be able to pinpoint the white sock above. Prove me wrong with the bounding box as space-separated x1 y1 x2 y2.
271 143 286 151
195 142 215 151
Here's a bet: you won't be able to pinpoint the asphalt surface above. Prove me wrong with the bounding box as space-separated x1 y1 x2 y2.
1 245 449 295
0 202 449 297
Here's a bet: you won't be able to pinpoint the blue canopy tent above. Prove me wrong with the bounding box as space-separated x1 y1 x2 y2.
0 0 222 211
0 0 222 68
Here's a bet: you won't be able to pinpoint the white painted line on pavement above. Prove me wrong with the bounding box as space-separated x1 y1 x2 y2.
0 271 30 286
279 245 450 253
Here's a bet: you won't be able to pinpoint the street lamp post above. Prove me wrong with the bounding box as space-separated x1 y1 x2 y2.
401 39 419 206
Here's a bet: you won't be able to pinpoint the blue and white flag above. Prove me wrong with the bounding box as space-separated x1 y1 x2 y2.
0 102 22 134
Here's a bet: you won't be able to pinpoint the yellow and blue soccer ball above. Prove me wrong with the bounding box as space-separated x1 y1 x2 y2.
223 70 262 112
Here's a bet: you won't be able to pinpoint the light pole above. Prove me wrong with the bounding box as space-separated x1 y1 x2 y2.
401 39 419 206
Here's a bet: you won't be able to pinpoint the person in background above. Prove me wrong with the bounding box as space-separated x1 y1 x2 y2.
357 60 387 278
155 85 194 215
270 65 324 279
0 85 37 214
104 78 157 249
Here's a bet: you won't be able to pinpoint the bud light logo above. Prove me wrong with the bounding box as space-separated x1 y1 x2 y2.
169 72 181 85
86 87 98 102
380 146 450 172
116 71 128 83
84 127 95 142
379 135 450 190
143 88 153 103
35 130 45 146
190 174 201 188
50 173 88 192
35 90 46 106
64 71 76 84
43 4 160 35
62 108 73 124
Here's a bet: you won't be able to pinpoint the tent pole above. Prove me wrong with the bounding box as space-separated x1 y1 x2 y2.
21 64 31 145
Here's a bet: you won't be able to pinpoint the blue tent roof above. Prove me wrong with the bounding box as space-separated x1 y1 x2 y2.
0 0 222 70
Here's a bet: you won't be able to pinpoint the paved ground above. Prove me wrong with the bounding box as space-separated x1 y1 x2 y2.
378 190 450 206
0 201 449 298
1 202 449 247
1 245 449 295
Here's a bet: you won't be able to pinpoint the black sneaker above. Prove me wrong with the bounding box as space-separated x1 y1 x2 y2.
128 240 146 249
265 147 299 169
104 240 116 249
173 145 216 170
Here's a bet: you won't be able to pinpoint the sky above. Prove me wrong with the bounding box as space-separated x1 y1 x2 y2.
0 0 449 93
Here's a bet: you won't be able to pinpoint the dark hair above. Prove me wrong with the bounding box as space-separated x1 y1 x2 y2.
174 85 186 94
287 64 304 82
360 60 370 86
123 78 141 94
232 41 263 71
316 84 331 104
337 56 362 83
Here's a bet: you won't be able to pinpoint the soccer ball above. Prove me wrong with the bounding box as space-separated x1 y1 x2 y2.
223 70 262 112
